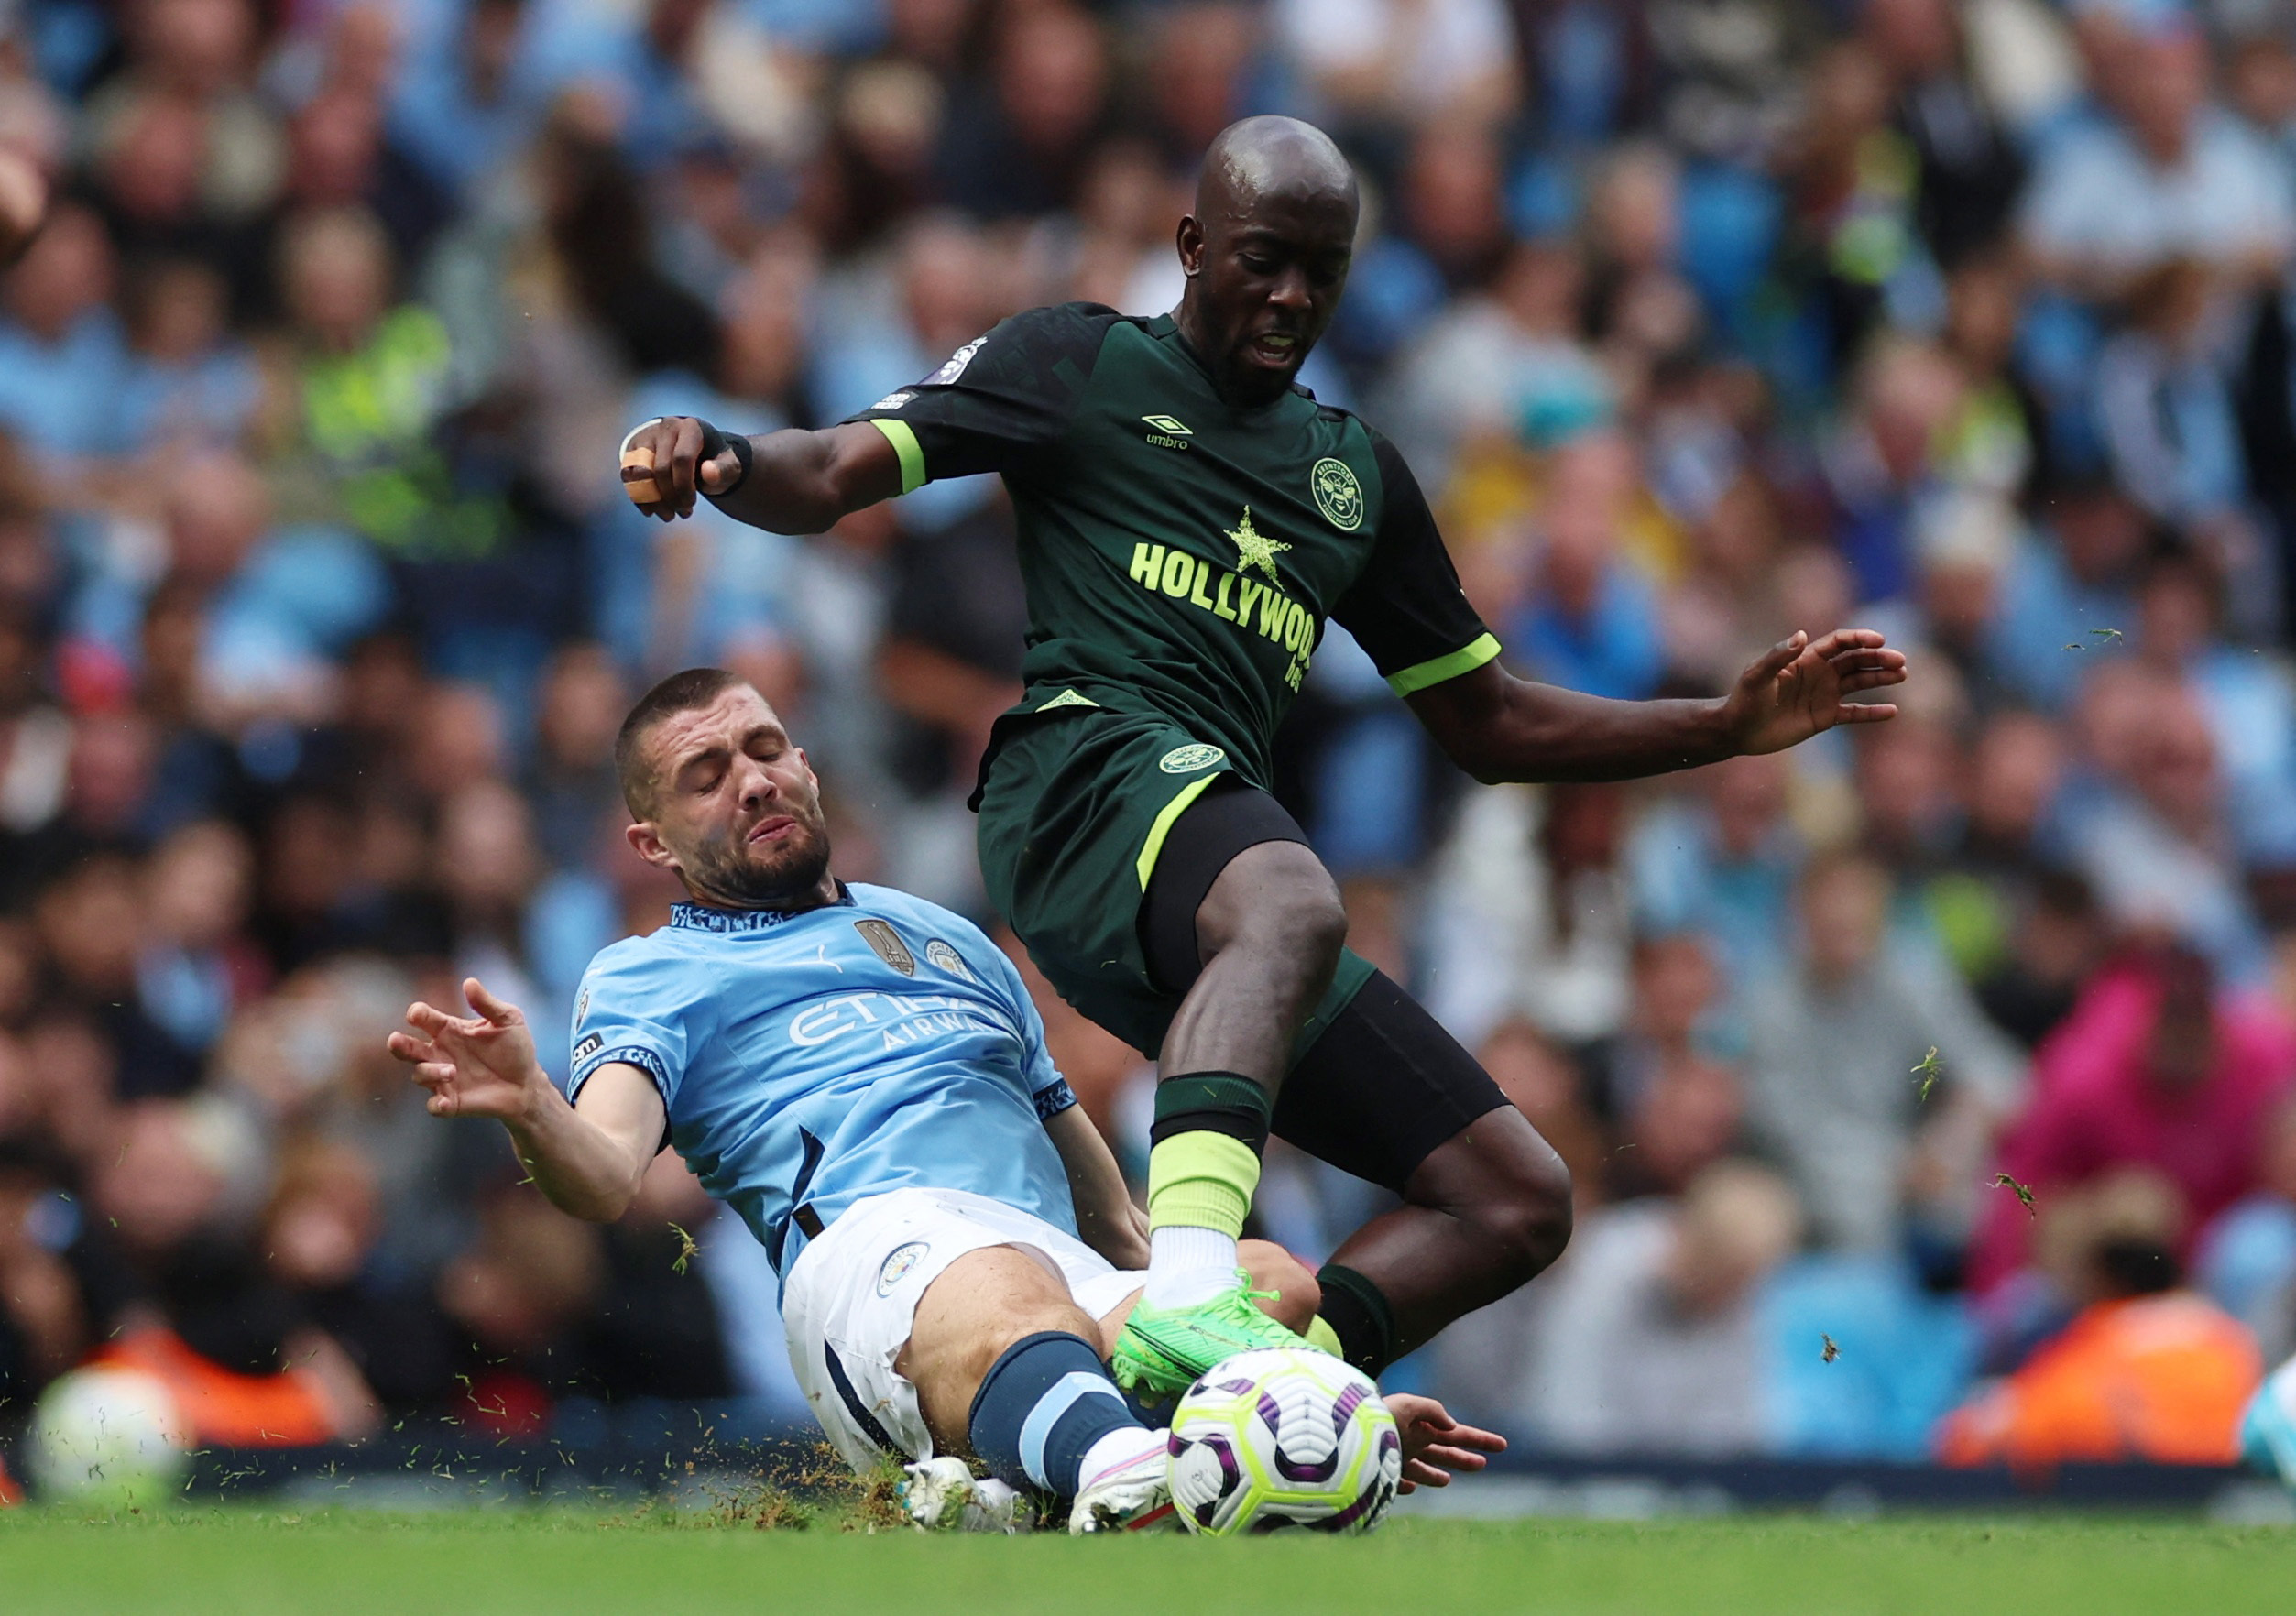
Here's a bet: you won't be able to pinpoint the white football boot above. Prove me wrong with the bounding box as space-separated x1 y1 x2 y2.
1067 1431 1177 1534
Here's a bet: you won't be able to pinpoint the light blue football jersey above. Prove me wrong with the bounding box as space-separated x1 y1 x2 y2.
567 884 1080 1277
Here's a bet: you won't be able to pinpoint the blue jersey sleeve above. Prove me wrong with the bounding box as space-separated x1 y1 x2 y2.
567 941 705 1109
978 929 1077 1121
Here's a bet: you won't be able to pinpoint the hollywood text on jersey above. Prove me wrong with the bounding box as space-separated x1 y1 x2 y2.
1124 540 1315 691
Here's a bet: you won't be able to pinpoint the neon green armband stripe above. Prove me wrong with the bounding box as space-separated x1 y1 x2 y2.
869 418 926 495
1384 632 1501 697
1136 772 1223 890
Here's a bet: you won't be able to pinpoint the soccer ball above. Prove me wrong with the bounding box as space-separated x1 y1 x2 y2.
1165 1348 1402 1534
27 1366 193 1508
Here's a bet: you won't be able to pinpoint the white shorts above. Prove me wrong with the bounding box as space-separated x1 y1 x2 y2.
779 1187 1144 1476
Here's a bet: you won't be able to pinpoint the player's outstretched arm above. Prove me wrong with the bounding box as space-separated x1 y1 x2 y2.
387 978 665 1223
1382 1392 1507 1494
618 415 903 534
1405 629 1907 785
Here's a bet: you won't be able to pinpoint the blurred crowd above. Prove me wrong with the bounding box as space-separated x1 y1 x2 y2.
6 0 2296 1473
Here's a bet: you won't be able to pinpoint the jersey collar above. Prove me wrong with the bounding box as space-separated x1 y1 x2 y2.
670 884 857 933
1152 312 1317 410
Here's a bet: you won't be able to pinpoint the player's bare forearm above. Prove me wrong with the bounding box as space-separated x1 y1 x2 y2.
388 982 662 1223
1408 630 1907 784
705 425 903 533
1046 1103 1151 1269
620 416 902 533
502 1066 664 1224
1407 663 1733 783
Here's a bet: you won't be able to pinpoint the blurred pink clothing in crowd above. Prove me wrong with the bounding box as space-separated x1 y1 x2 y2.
1972 955 2296 1293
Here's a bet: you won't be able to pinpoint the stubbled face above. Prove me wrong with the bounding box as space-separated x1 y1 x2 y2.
629 687 835 909
1177 182 1354 405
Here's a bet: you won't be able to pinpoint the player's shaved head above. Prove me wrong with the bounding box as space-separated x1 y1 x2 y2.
1195 116 1357 222
1175 117 1358 407
616 666 750 818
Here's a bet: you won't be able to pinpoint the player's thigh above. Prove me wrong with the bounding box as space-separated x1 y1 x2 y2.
904 1246 1098 1386
902 1246 1100 1447
1271 968 1511 1192
1139 778 1318 990
975 710 1204 1055
782 1189 1099 1472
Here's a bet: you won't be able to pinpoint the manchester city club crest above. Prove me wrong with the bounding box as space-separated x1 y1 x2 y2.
853 919 916 975
877 1240 929 1295
924 939 974 980
1160 743 1226 774
1311 456 1363 530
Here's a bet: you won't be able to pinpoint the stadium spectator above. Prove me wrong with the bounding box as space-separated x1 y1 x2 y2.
1513 1160 1804 1454
1743 850 2026 1252
1940 1168 2262 1467
1625 748 1805 999
1420 781 1634 1055
2018 13 2293 299
1973 944 2296 1293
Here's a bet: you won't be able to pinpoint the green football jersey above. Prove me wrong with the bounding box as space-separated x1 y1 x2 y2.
846 303 1499 789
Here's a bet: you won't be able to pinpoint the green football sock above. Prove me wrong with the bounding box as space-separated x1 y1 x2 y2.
1144 1132 1261 1239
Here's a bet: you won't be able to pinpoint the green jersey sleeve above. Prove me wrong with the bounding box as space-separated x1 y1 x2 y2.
842 302 1123 492
1329 432 1503 697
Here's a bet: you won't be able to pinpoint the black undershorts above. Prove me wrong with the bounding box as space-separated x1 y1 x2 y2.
1139 780 1510 1191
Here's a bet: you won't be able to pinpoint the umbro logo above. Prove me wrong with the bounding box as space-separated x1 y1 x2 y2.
1142 414 1192 450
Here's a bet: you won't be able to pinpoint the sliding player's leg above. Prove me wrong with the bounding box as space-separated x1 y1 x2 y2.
899 1245 1171 1532
1273 972 1574 1375
781 1189 1172 1533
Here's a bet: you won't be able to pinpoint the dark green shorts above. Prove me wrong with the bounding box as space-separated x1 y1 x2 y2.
975 703 1371 1059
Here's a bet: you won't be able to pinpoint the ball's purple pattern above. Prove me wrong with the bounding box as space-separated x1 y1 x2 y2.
1169 1349 1400 1535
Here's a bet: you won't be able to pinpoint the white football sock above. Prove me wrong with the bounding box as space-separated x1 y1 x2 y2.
1077 1424 1166 1489
1143 1225 1239 1308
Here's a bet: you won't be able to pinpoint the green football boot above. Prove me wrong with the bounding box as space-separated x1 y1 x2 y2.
1110 1271 1322 1397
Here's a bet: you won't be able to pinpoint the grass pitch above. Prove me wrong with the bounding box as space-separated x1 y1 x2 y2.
4 1508 2295 1615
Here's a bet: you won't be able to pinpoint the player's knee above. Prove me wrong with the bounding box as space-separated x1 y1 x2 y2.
1480 1148 1574 1283
1447 1127 1574 1287
1241 872 1347 987
1202 844 1347 987
1238 1239 1319 1332
969 1298 1102 1386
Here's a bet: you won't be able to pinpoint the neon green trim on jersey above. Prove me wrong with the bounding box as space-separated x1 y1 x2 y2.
1384 632 1502 697
1146 1133 1261 1237
869 418 927 494
1135 772 1222 890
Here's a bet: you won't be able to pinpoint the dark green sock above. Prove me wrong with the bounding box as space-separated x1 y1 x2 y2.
1315 1262 1397 1377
